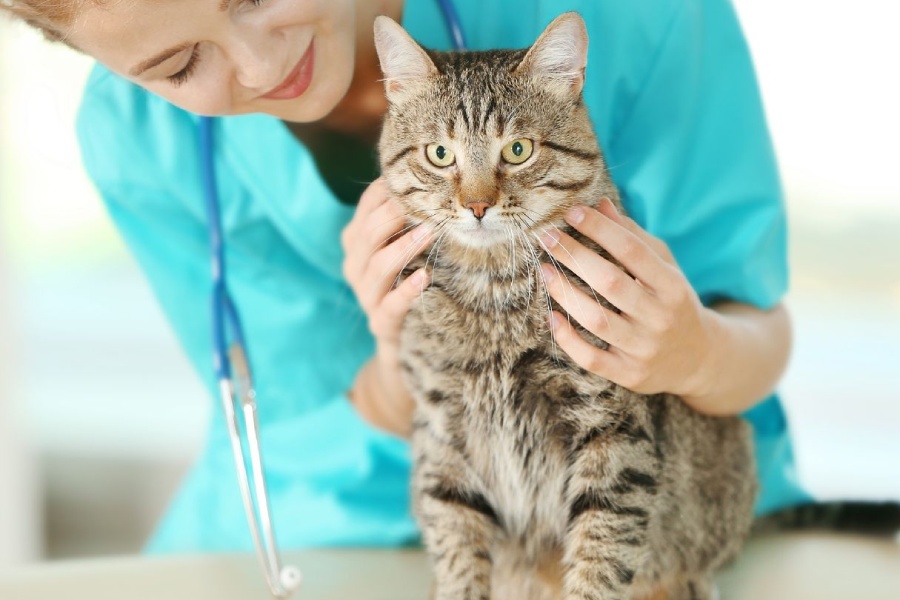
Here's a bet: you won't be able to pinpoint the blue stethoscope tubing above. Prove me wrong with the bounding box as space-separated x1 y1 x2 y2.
200 115 300 598
436 0 468 50
197 1 466 597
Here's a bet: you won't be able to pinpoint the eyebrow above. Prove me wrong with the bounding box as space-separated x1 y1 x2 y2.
129 42 193 77
128 0 234 78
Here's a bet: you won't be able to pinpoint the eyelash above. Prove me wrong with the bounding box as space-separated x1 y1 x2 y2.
167 46 201 87
165 0 268 87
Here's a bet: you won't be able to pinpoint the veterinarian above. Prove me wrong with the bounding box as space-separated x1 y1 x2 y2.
1 0 810 554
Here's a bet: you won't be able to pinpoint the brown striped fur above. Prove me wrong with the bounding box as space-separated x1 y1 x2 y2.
374 13 756 600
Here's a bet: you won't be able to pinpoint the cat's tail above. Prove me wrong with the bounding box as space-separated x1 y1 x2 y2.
752 501 900 538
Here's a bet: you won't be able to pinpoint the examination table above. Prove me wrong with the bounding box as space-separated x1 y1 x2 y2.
1 532 898 599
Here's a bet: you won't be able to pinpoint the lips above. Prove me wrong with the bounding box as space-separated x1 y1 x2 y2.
260 40 315 101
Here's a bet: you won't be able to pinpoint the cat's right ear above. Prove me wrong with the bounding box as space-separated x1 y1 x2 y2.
374 16 438 103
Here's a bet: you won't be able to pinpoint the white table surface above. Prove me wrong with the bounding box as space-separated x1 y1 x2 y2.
1 533 898 600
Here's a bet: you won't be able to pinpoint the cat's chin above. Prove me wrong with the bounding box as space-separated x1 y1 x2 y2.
452 225 511 249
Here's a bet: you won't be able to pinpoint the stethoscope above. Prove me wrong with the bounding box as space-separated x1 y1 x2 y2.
197 1 466 597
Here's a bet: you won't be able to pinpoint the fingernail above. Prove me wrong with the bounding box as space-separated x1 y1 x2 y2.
540 263 555 282
412 224 431 242
566 206 586 225
540 229 560 249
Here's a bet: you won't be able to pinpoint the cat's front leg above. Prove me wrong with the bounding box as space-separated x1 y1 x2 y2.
561 428 661 600
418 479 499 600
414 450 499 600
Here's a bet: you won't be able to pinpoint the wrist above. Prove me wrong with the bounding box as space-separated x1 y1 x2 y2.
679 306 731 415
349 349 414 437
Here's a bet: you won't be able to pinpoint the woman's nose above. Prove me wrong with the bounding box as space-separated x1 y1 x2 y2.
227 35 283 93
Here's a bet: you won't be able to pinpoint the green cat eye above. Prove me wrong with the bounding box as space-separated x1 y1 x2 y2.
426 143 456 167
501 138 534 165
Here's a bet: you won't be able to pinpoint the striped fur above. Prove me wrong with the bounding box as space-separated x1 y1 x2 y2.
375 14 756 600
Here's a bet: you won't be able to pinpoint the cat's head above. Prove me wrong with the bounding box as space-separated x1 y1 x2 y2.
375 13 611 257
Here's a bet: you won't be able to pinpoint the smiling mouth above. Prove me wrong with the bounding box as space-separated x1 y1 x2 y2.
260 40 315 100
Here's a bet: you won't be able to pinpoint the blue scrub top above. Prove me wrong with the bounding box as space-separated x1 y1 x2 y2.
76 0 810 553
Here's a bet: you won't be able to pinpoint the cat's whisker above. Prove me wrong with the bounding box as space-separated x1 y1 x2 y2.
369 207 442 239
512 212 547 313
501 221 518 305
380 215 448 294
420 219 455 309
370 209 442 264
424 217 453 270
549 235 614 333
415 218 453 310
422 217 454 288
536 234 584 332
512 220 539 314
526 230 562 364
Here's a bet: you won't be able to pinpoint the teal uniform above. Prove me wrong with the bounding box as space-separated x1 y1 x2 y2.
76 0 810 553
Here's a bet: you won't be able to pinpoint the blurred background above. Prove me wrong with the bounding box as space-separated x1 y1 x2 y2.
1 0 898 565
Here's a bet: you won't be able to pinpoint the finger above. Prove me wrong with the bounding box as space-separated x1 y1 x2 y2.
539 263 639 352
346 178 391 240
346 201 419 284
369 198 419 247
357 177 391 213
342 179 392 266
546 311 634 388
595 198 675 264
563 202 673 290
539 228 650 319
358 225 435 310
369 268 430 341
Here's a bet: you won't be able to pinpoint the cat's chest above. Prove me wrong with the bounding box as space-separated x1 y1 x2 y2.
403 281 607 540
468 397 573 540
402 268 547 363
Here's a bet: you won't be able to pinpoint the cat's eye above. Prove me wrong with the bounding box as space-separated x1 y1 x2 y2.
426 144 456 168
501 138 534 165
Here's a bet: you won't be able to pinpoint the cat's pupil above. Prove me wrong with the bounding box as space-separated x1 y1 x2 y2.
436 146 447 160
512 141 523 156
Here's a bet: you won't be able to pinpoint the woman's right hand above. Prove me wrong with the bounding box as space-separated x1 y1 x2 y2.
341 178 434 436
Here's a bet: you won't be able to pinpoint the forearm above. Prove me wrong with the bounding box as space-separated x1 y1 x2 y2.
348 350 415 438
683 302 793 416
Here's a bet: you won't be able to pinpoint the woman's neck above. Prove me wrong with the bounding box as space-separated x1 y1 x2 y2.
318 0 405 142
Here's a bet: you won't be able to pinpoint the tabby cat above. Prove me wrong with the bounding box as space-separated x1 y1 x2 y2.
374 13 756 600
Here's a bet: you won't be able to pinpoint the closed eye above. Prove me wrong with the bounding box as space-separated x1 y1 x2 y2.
167 47 201 87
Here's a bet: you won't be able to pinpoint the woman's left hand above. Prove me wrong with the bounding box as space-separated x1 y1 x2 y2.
539 197 715 399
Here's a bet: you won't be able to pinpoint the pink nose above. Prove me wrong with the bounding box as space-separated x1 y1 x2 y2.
465 201 491 219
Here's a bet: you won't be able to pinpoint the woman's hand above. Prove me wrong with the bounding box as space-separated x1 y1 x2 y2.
540 198 791 416
341 178 433 436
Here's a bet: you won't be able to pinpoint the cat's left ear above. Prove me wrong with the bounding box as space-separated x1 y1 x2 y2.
374 16 438 102
516 12 589 97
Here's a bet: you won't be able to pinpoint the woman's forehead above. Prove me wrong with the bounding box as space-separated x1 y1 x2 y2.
68 0 204 72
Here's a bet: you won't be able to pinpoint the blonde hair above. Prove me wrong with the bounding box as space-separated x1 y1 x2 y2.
1 0 88 43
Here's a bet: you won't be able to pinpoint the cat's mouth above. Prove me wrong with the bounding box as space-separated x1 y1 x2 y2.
455 219 510 248
450 210 545 250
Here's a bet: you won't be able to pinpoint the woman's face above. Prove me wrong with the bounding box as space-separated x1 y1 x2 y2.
68 0 360 121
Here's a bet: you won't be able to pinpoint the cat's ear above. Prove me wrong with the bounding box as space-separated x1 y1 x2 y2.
374 16 438 102
516 12 589 96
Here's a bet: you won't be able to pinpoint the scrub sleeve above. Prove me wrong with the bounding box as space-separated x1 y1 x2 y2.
76 0 809 553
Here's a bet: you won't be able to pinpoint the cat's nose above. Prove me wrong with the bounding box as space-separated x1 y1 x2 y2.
465 201 491 220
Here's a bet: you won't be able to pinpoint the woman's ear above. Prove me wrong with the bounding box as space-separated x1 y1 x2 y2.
373 16 438 103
